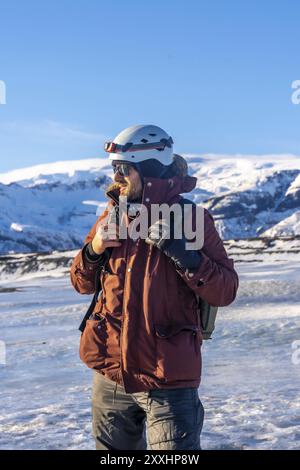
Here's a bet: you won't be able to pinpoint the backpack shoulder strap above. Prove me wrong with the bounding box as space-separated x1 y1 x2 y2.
78 267 102 333
78 248 112 333
177 198 219 340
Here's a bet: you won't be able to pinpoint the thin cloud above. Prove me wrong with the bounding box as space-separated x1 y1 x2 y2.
0 119 107 143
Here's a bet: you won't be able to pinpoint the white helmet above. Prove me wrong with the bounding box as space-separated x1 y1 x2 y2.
104 125 174 166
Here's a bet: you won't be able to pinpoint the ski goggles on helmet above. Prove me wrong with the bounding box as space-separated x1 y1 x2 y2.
112 163 134 177
104 136 173 154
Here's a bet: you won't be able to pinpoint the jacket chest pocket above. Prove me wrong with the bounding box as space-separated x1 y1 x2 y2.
154 324 202 383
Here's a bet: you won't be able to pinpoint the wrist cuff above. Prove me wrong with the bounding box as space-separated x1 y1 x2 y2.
85 242 104 262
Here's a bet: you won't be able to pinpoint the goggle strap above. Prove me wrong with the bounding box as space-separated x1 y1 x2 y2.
104 136 173 154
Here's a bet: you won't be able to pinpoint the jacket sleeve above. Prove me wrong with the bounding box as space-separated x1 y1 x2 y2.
176 208 239 307
70 206 110 295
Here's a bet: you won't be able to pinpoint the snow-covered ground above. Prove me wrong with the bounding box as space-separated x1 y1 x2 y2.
0 259 299 450
201 261 300 450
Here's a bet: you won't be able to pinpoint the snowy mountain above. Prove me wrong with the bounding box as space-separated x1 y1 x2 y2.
0 154 300 254
0 159 112 254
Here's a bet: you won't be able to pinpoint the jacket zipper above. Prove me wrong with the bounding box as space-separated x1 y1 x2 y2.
119 225 131 391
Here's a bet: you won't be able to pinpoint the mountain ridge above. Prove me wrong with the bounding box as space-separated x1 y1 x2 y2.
0 154 300 254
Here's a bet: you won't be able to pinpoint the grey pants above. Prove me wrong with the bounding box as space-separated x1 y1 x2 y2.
92 371 204 450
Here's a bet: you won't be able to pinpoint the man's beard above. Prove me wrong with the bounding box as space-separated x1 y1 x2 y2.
106 181 143 202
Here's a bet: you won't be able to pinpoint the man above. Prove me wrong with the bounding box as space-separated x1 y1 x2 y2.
70 124 239 450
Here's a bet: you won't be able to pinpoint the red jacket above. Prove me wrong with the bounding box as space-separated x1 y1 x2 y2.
70 174 239 393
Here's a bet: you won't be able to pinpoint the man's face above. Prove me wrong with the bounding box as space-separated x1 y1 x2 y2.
113 163 143 202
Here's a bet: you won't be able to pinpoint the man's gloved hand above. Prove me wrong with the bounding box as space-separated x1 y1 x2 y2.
145 218 202 271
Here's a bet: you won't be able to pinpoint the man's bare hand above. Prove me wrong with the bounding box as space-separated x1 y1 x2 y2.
91 220 122 255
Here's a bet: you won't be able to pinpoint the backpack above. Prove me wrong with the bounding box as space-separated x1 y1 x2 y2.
177 197 218 339
197 297 218 340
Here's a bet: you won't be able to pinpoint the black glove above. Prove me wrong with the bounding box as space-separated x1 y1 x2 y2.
145 218 202 271
160 237 202 271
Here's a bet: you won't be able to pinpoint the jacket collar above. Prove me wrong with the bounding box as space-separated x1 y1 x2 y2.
106 175 197 207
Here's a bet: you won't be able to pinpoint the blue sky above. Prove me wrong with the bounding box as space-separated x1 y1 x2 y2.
0 0 300 172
